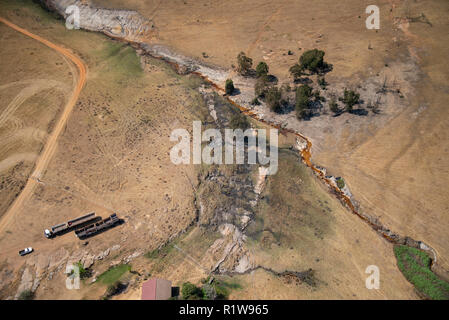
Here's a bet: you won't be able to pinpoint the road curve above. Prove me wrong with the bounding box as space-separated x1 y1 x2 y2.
0 17 87 233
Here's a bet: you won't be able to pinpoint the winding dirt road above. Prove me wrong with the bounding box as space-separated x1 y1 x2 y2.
0 17 87 233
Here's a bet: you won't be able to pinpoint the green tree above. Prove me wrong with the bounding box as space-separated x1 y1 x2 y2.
289 63 305 81
237 52 253 76
265 86 282 113
225 79 234 95
295 84 313 119
254 75 271 98
256 61 269 77
182 282 204 300
339 89 360 112
299 49 329 74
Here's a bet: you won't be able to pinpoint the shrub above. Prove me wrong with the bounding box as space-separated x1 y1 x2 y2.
75 261 91 280
295 84 313 119
313 90 325 103
254 75 271 98
251 97 261 105
339 89 360 112
230 112 250 130
289 63 305 81
181 282 204 300
318 77 327 89
265 86 282 113
102 281 128 300
225 79 234 95
336 177 345 189
18 290 34 300
256 61 269 77
237 52 253 76
329 97 340 114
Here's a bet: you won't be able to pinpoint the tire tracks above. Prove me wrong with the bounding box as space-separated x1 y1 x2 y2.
0 17 87 233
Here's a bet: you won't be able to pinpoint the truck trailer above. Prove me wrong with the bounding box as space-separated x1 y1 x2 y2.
75 213 120 239
44 212 97 238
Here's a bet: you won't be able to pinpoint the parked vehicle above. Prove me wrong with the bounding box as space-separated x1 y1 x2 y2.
19 247 33 256
75 213 120 239
44 212 97 238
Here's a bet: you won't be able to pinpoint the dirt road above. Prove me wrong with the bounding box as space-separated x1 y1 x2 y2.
0 17 87 233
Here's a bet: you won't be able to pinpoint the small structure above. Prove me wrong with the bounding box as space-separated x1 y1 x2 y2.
141 278 172 300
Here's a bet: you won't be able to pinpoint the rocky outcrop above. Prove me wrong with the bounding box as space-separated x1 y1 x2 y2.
39 0 154 42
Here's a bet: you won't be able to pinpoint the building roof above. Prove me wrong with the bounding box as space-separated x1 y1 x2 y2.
141 278 172 300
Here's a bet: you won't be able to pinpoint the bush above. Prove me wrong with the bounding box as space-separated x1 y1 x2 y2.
295 84 313 119
299 49 330 74
318 77 327 89
75 261 91 279
181 282 204 300
237 52 253 76
254 75 271 98
225 79 234 95
256 61 269 77
230 112 250 130
329 97 340 115
289 63 305 81
265 86 282 113
251 97 261 105
336 177 345 189
102 281 128 300
18 290 34 300
339 89 360 112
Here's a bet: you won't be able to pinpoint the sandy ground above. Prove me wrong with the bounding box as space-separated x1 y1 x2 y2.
0 1 205 299
93 0 449 275
0 0 447 300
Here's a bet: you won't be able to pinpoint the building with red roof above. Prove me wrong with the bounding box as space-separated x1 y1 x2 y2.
141 278 172 300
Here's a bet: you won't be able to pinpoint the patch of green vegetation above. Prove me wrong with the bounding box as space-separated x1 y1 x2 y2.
295 84 313 119
265 86 282 113
182 74 207 90
254 75 271 98
394 245 449 300
18 290 34 300
213 278 242 299
73 261 92 280
181 282 205 300
339 89 360 113
237 51 253 76
100 42 143 77
145 242 175 260
0 0 60 25
96 264 131 285
336 177 345 189
181 277 241 300
256 61 269 78
229 112 250 130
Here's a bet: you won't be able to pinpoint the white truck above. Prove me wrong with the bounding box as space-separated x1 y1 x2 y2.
19 247 33 256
